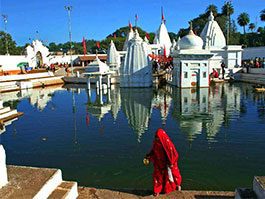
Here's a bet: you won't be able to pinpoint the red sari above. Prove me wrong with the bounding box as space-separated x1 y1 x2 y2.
147 128 182 194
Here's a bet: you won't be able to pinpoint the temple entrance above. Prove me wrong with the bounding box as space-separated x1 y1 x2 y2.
190 69 199 87
36 51 43 68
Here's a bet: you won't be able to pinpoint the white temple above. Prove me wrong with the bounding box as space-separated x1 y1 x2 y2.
120 29 152 87
200 12 242 75
123 23 134 51
153 15 172 57
26 40 50 68
107 40 121 74
200 12 226 50
169 25 213 88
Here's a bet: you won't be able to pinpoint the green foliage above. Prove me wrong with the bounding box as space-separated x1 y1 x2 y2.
222 2 234 16
0 31 23 55
249 23 256 32
205 4 218 16
260 9 265 22
237 12 250 34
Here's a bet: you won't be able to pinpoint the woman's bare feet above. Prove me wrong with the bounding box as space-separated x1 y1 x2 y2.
153 193 159 197
177 185 181 191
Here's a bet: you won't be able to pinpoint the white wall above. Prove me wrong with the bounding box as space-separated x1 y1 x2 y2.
0 145 8 188
0 55 81 72
0 55 28 71
243 46 265 60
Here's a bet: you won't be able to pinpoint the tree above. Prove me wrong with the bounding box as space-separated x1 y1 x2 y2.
260 9 265 22
205 4 218 16
257 27 264 34
222 1 234 17
237 12 250 34
222 1 234 44
248 23 256 32
0 31 22 55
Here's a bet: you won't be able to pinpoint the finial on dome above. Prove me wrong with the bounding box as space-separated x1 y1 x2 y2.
208 11 214 21
189 21 194 35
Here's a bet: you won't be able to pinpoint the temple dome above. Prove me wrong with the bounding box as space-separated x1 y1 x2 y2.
179 30 203 50
200 12 226 49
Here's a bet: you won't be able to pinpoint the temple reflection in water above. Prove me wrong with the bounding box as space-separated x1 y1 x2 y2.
120 88 153 142
0 83 250 143
83 83 243 143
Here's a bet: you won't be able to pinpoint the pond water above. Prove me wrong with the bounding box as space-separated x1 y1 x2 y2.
0 82 265 191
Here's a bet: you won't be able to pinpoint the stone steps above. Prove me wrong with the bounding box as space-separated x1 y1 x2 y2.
48 181 78 199
0 165 78 199
0 110 18 120
0 107 11 114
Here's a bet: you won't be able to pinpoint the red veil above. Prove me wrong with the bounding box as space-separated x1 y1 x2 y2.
148 128 182 194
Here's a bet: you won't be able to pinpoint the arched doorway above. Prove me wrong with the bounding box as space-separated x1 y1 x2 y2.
36 51 43 68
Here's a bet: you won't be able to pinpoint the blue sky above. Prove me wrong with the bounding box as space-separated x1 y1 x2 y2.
0 0 264 46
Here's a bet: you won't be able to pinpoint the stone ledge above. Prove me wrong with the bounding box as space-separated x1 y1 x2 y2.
0 165 62 199
77 187 235 199
253 176 265 199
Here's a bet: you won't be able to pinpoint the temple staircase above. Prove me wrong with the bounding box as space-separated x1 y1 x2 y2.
0 165 78 199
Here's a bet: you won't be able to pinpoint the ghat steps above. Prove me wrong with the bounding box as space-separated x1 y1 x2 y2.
0 72 64 93
0 165 78 199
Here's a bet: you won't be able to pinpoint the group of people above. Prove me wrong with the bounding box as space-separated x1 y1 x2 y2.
242 57 265 73
210 62 226 80
152 60 174 74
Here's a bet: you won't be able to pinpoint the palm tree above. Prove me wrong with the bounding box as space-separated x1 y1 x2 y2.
222 1 234 15
222 1 234 44
248 23 256 32
257 27 264 34
237 12 250 34
205 4 218 16
260 9 265 22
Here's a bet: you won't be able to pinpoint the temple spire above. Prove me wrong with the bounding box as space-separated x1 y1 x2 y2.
135 14 138 28
189 21 193 31
161 7 165 23
129 20 132 30
189 21 194 35
208 11 214 21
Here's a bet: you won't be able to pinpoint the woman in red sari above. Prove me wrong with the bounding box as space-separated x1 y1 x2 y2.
145 128 182 196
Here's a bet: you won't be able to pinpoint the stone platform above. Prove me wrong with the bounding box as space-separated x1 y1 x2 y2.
0 165 78 199
78 187 235 199
235 73 265 85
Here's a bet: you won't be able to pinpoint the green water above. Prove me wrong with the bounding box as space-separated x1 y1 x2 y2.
0 82 264 191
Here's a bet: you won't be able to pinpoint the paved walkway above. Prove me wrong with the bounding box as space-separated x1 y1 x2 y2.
78 187 235 199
